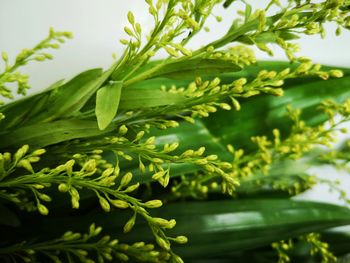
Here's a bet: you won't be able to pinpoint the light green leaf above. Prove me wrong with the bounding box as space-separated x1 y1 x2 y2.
244 3 252 22
96 81 123 130
120 80 185 109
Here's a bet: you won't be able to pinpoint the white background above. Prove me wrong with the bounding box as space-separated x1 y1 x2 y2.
1 0 350 204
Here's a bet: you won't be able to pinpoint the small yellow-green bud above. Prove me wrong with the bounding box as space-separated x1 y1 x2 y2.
220 103 232 110
152 218 176 228
175 236 188 244
164 46 179 57
206 154 218 161
156 236 170 250
102 167 114 177
64 159 75 175
119 125 128 135
173 254 184 263
1 52 8 62
227 144 234 153
135 23 142 35
14 145 29 161
121 172 133 187
144 200 163 208
135 131 145 141
17 159 34 173
125 183 140 192
38 204 49 216
127 11 135 24
58 183 69 192
38 193 52 202
139 160 146 173
145 136 155 145
329 70 343 78
152 171 164 180
82 159 96 172
31 149 46 156
99 197 111 212
70 196 79 209
110 199 129 209
124 26 134 36
123 216 136 233
120 39 129 45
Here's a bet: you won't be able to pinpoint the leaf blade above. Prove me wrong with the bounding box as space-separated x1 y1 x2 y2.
95 81 123 130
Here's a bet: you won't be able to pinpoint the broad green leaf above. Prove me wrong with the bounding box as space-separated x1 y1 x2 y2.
126 199 350 259
119 79 186 109
31 64 117 123
147 58 242 80
0 119 115 149
120 89 184 109
0 79 65 130
203 66 350 150
25 199 350 259
29 68 103 122
95 81 123 130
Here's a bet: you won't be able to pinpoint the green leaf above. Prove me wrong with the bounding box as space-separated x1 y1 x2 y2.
120 79 186 109
0 203 20 227
202 64 350 150
95 81 123 130
278 30 300 40
31 64 117 123
26 199 350 259
30 68 103 122
223 0 236 8
148 58 242 80
129 199 350 259
244 3 252 23
0 119 115 149
254 32 277 43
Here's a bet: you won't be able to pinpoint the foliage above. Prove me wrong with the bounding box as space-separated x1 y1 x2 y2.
1 0 350 262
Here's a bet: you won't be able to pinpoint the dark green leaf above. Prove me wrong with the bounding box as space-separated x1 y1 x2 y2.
26 199 350 260
223 0 236 8
0 203 20 227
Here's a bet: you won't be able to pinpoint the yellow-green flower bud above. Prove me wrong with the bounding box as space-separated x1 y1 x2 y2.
121 172 133 187
152 170 164 180
102 167 114 178
58 183 69 192
110 199 129 209
127 11 135 25
31 149 46 156
123 215 136 233
14 145 29 161
119 125 128 135
175 236 188 244
125 183 140 193
144 200 163 208
38 203 49 216
99 197 111 212
156 236 170 250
